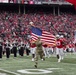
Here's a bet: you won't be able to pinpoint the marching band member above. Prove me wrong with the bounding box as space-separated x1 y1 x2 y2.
26 42 30 56
5 40 10 58
19 41 25 56
0 38 3 60
12 39 18 57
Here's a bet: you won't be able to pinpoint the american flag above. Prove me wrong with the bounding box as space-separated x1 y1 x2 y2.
30 26 56 46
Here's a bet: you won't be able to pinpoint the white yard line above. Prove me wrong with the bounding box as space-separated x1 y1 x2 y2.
0 68 20 75
61 62 76 66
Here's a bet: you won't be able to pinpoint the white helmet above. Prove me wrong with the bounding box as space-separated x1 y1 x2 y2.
56 35 60 38
60 35 64 38
29 22 33 25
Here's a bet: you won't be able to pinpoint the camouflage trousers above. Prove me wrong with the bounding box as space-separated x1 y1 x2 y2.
35 50 45 66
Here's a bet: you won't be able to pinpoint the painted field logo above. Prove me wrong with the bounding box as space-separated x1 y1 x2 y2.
17 68 62 74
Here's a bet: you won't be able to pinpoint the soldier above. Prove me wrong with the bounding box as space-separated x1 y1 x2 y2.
34 37 45 68
5 40 10 58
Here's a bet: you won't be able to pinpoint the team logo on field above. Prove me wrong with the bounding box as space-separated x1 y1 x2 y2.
17 68 62 74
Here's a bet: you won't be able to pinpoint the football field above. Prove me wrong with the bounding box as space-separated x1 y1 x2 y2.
0 53 76 75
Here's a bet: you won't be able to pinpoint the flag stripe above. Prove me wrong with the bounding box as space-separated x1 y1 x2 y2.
31 26 56 46
31 33 38 41
41 31 56 45
41 37 56 41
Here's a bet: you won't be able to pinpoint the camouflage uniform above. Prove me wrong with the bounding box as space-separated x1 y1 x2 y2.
34 39 45 68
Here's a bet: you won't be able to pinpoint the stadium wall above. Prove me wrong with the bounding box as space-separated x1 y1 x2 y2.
0 3 75 14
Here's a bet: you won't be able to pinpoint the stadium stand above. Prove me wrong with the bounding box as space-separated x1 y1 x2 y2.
0 1 75 44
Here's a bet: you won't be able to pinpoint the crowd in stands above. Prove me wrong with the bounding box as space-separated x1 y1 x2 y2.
0 11 76 43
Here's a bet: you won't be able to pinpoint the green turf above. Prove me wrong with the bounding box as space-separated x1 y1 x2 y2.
0 53 76 75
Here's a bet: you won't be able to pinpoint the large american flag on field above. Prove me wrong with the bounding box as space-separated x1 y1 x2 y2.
30 26 56 46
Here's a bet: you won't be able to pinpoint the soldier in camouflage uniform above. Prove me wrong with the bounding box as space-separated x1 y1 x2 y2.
34 37 45 68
